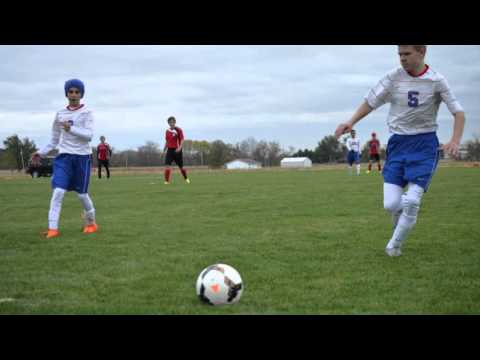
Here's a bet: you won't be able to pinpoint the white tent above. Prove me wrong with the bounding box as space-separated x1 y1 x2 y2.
225 159 262 170
280 157 312 168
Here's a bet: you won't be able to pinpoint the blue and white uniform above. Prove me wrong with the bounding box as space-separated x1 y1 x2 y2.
346 137 361 165
39 104 94 193
365 65 463 191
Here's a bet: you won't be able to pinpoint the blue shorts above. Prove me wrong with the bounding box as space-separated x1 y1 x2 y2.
347 151 360 165
382 132 440 192
52 154 92 194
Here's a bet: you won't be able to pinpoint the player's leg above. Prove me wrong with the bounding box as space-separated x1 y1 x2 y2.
383 182 404 230
355 153 361 175
46 187 66 238
347 152 353 175
377 155 382 171
176 151 189 183
78 191 95 221
45 154 72 238
386 183 424 255
73 155 98 233
164 149 173 184
105 160 110 179
367 159 372 173
98 160 102 179
382 134 410 255
386 133 440 255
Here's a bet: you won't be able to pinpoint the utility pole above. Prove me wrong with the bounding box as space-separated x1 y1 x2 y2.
19 146 25 171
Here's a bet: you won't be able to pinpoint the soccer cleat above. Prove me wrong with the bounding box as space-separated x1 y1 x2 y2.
83 223 98 234
185 178 190 184
366 170 371 174
164 181 170 185
43 229 60 238
385 247 402 257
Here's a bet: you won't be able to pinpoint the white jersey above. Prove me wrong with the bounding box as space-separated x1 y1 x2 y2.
365 66 463 135
39 105 94 156
346 137 361 152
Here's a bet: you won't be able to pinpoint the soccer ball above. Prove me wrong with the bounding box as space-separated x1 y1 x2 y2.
196 264 244 306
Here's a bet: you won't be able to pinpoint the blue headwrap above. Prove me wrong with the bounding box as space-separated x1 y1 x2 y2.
64 79 85 98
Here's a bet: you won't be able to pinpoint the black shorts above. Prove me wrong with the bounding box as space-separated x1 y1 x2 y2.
165 148 183 167
369 154 380 162
98 159 110 167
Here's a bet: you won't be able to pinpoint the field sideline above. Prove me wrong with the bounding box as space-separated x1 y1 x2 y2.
0 164 479 314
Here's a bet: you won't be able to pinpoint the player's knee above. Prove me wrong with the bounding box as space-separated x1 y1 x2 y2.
52 188 66 202
384 197 402 214
401 194 421 218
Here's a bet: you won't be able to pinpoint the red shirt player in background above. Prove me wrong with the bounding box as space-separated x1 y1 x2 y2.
366 132 382 174
163 116 190 184
97 135 112 179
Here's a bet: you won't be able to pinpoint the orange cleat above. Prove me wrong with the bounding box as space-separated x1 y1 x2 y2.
43 229 60 238
83 223 98 234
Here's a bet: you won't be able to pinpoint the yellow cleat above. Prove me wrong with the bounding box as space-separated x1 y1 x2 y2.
83 223 98 234
366 170 371 174
185 178 190 184
164 181 170 185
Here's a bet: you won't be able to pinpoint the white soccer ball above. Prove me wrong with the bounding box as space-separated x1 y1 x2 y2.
196 263 244 306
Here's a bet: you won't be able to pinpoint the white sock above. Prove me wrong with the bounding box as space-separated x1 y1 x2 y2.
387 183 424 249
77 193 96 224
356 164 361 175
48 188 66 230
392 209 403 229
348 166 352 175
384 183 404 229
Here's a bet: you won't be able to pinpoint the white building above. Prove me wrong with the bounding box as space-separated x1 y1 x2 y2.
225 159 262 170
280 157 312 168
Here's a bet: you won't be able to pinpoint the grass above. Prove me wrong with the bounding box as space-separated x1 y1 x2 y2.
0 165 479 314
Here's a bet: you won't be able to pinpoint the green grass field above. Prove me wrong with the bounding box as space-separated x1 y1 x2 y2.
1 165 479 314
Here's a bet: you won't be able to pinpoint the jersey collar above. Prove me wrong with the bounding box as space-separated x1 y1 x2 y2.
66 104 85 111
407 64 429 78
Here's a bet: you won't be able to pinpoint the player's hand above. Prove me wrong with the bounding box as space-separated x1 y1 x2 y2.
61 121 71 132
442 141 460 158
175 148 181 153
335 123 353 139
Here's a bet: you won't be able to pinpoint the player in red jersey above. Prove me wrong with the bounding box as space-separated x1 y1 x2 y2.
163 116 190 185
366 132 382 174
97 136 112 179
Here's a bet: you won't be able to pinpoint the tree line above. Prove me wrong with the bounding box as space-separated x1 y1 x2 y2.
2 133 480 171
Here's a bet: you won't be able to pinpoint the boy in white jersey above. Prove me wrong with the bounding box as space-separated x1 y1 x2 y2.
335 45 465 257
345 129 361 175
32 79 98 238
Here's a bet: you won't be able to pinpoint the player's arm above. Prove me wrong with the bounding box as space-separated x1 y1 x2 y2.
345 138 352 152
438 77 466 157
176 128 184 152
335 101 373 138
163 131 168 153
107 144 113 158
35 114 61 158
336 73 392 138
65 112 94 141
443 111 466 157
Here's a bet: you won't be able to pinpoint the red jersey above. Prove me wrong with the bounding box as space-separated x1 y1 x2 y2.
165 127 184 149
97 143 111 160
368 139 380 155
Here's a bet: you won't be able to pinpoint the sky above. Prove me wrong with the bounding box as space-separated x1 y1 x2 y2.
1 45 479 152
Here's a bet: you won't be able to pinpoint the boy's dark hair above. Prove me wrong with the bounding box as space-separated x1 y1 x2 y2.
167 116 176 123
399 45 427 53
